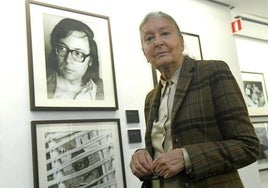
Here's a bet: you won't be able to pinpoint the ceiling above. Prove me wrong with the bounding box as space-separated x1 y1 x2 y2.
206 0 268 23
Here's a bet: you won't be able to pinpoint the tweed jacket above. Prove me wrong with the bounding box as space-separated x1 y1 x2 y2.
142 56 259 188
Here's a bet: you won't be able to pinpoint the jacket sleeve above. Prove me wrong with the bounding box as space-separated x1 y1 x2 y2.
181 61 259 180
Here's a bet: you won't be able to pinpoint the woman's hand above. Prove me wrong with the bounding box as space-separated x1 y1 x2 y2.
130 149 153 177
151 148 185 179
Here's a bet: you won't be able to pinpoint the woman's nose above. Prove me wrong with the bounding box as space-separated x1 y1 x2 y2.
154 35 164 47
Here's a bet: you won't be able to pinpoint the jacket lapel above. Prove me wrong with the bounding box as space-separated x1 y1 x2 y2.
171 56 195 121
147 83 162 131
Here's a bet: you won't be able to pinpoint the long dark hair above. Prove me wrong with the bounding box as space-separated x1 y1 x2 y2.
46 18 101 85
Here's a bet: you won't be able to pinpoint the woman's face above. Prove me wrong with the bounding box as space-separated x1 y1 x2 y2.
56 31 90 82
140 16 184 71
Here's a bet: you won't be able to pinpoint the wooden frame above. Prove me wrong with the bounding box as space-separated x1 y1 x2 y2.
252 121 268 171
241 71 268 116
25 0 118 110
31 119 126 187
152 32 203 85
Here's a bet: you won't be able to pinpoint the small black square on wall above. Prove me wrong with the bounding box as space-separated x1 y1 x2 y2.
128 129 142 143
126 110 139 123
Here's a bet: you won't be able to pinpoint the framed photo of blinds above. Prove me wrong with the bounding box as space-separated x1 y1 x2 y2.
31 119 126 188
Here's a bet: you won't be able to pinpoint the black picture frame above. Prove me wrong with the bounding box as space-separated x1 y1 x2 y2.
128 129 142 143
25 0 118 110
152 32 203 86
126 110 140 123
31 118 126 187
252 121 268 171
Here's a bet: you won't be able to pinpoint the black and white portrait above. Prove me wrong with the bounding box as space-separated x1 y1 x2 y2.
26 1 117 110
243 81 266 107
43 14 104 101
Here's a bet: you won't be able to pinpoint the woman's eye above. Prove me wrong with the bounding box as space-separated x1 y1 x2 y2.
162 31 169 36
145 36 154 42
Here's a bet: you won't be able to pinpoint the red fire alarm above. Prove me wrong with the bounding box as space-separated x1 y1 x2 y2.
231 18 242 33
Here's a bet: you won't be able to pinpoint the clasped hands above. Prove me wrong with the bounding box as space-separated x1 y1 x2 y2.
130 148 185 179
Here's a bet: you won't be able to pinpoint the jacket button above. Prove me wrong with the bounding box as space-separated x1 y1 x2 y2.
183 182 190 187
187 168 193 173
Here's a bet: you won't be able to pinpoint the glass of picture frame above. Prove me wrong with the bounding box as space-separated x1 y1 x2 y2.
31 118 126 187
252 121 268 171
241 71 268 116
26 0 118 110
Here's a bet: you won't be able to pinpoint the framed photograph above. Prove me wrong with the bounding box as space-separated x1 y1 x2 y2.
252 121 268 171
152 32 203 85
241 71 268 116
25 0 118 110
31 119 126 188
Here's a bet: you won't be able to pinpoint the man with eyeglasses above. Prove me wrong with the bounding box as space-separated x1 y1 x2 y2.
46 18 104 100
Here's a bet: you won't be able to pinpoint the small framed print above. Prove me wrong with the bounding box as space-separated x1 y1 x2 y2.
25 1 118 110
128 129 142 143
241 71 268 116
252 121 268 171
126 110 140 123
152 32 203 85
31 119 126 188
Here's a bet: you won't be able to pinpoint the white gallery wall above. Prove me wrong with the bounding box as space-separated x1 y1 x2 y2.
0 0 263 187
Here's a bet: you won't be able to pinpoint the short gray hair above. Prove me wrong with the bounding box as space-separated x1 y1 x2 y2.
139 11 182 36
